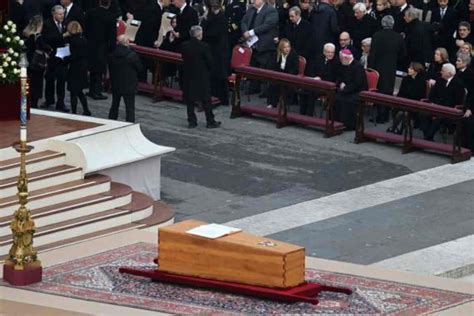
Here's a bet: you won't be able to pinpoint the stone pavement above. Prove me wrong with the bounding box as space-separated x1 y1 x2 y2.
58 92 473 280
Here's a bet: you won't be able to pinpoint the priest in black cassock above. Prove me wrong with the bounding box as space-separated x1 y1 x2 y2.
334 48 368 130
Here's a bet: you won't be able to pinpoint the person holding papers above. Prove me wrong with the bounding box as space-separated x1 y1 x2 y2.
240 0 279 94
41 4 69 112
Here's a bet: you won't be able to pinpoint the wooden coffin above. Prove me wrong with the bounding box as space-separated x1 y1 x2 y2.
157 220 305 289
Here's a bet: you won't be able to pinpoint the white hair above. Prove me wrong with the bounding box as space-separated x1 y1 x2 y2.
353 2 367 13
361 37 372 46
323 43 336 51
442 63 456 76
52 4 65 13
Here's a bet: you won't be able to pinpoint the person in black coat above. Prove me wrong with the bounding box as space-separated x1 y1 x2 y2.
390 0 409 33
451 21 474 59
347 3 378 50
308 0 339 57
61 0 85 28
455 52 474 150
84 0 117 100
9 0 28 33
267 38 299 108
403 8 433 65
24 15 52 108
368 15 406 122
159 16 179 79
387 62 426 134
282 6 311 59
42 4 69 112
108 35 143 123
64 21 91 115
202 0 230 105
426 47 449 83
334 48 368 130
181 25 221 128
421 63 466 140
299 42 339 116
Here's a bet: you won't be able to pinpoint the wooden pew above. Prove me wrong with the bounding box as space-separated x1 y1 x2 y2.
131 45 220 104
231 66 345 138
356 91 471 163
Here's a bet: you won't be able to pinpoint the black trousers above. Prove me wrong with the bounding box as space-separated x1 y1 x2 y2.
186 99 215 125
45 62 66 107
334 93 359 130
421 115 446 141
249 50 273 92
89 71 104 95
70 90 90 114
28 69 44 108
109 93 135 123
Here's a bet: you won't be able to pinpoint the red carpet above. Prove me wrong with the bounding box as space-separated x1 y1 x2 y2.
2 243 472 314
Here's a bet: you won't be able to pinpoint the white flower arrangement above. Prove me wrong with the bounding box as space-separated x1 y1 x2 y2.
0 21 25 85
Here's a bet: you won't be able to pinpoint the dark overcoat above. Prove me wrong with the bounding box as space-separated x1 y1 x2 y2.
181 38 213 102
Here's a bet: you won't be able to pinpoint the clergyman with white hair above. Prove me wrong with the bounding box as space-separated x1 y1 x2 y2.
421 63 466 141
181 25 221 129
368 14 406 123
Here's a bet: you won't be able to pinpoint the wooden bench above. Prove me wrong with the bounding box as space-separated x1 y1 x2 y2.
356 91 471 163
231 66 345 138
131 45 220 105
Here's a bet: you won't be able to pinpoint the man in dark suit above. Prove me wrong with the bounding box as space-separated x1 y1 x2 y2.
299 42 339 116
132 0 169 82
173 0 199 48
42 4 69 112
61 0 84 27
390 0 410 33
422 63 466 140
108 35 143 123
84 0 117 100
181 25 221 128
282 6 311 59
368 15 406 122
431 0 459 50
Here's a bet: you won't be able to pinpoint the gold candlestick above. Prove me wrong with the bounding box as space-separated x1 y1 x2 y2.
3 54 42 285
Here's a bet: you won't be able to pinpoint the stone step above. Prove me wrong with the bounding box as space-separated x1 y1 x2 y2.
0 174 111 213
0 150 66 180
0 165 83 197
0 182 133 237
0 192 154 256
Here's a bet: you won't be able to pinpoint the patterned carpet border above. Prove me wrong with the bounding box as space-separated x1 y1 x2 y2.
1 242 472 315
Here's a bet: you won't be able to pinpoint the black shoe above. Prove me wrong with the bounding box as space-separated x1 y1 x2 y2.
56 105 70 113
258 93 267 99
83 110 92 116
94 93 108 100
40 102 53 109
188 123 197 128
206 121 221 129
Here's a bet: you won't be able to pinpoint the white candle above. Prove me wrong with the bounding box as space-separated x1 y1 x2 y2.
20 67 27 78
20 128 27 142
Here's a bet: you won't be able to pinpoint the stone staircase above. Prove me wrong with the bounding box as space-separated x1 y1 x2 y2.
0 150 174 258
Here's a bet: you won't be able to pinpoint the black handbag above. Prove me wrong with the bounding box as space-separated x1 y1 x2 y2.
30 49 49 70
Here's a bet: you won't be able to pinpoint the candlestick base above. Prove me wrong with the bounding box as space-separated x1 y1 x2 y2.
3 260 43 286
13 142 34 153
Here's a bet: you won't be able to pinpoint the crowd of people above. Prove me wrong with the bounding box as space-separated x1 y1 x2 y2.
7 0 474 146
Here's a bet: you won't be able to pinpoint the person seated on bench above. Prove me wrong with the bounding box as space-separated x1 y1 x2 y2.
266 38 299 109
334 48 368 130
421 63 465 141
299 43 339 116
387 62 426 134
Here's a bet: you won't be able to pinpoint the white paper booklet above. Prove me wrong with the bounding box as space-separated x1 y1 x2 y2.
246 35 259 47
186 223 242 239
55 46 71 59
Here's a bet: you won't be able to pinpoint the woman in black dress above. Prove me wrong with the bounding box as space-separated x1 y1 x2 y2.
23 15 51 108
387 62 426 134
65 21 91 115
267 38 299 108
160 17 179 81
201 0 229 106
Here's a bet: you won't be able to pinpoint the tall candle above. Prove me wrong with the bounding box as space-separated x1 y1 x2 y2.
19 54 29 130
